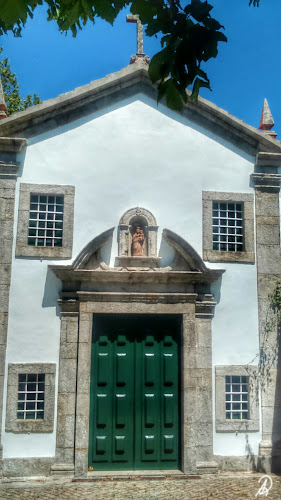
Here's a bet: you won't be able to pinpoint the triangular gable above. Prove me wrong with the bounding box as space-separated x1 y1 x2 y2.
0 60 280 155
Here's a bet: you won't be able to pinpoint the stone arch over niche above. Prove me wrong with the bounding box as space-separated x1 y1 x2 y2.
117 207 158 263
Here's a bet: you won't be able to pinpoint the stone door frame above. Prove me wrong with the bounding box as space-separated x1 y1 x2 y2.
52 293 216 477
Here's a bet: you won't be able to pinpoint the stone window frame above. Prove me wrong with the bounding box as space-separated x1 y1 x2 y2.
202 191 255 263
15 183 75 258
215 365 259 433
5 363 56 433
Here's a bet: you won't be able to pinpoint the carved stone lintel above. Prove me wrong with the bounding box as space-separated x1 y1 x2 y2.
77 291 198 304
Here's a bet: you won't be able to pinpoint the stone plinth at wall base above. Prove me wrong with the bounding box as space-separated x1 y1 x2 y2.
115 256 161 268
196 461 218 474
51 463 75 476
2 457 53 477
215 455 258 472
258 441 281 474
257 456 272 474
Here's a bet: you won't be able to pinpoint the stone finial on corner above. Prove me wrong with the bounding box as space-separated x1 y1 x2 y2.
0 74 7 120
259 98 277 139
126 14 150 65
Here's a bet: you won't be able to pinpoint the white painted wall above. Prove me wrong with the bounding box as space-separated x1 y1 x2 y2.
3 94 260 458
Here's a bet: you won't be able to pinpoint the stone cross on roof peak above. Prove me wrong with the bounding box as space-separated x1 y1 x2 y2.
126 14 150 65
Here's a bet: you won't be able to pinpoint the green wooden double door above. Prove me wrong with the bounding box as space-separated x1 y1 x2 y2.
89 315 181 470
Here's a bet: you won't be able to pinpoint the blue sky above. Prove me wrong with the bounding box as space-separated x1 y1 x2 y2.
1 0 281 137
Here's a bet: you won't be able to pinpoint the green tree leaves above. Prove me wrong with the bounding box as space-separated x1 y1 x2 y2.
147 0 226 108
0 0 259 110
0 47 41 115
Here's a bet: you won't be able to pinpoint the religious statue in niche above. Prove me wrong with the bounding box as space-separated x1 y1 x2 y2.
131 226 146 256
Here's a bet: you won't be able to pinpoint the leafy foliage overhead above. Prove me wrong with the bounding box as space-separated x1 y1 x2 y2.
0 0 260 110
0 48 41 115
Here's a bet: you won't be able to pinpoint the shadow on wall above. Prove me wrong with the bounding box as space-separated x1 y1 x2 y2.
272 322 281 475
100 234 113 266
210 275 223 310
245 433 266 473
42 266 62 316
158 236 175 268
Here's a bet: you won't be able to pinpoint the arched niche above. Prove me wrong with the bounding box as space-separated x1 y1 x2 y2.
117 206 159 268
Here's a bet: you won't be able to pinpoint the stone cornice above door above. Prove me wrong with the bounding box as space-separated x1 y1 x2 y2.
50 226 224 315
50 226 225 284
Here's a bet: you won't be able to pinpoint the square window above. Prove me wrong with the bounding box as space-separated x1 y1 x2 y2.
16 373 45 420
215 366 259 433
211 201 245 252
17 184 74 259
223 375 249 421
6 363 56 433
204 193 255 263
27 193 65 248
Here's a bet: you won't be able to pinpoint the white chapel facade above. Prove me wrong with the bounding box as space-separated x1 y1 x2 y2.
0 53 281 477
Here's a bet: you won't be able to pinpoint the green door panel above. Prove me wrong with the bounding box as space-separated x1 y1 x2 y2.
89 315 180 471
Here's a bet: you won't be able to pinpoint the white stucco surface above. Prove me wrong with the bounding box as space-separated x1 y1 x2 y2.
3 94 260 458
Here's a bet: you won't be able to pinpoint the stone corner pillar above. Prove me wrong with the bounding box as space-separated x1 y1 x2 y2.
182 295 218 475
251 170 281 474
0 139 25 477
51 301 79 477
195 295 218 474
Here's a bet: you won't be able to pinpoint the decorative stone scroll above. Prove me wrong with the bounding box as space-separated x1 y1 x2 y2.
116 207 159 268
